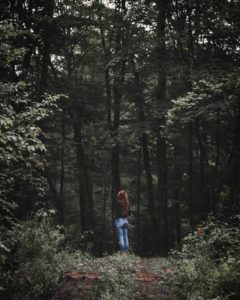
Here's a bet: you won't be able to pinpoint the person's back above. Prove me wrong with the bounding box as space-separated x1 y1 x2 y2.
114 190 129 252
115 199 128 218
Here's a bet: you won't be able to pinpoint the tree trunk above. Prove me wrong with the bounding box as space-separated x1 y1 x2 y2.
187 0 195 229
45 167 64 224
213 109 220 214
111 59 125 214
99 5 126 219
111 28 126 219
136 140 142 253
230 105 240 214
155 0 169 255
73 122 95 232
188 122 194 228
131 57 157 251
195 119 211 216
60 111 65 198
39 0 54 96
101 185 108 254
173 147 181 245
156 133 169 254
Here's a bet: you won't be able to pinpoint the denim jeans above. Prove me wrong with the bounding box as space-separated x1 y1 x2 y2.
115 218 129 251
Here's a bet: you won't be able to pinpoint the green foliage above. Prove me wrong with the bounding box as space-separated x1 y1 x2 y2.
166 70 240 131
9 209 78 300
72 252 140 300
0 197 19 291
95 253 139 299
0 21 64 206
0 19 68 295
0 21 26 67
170 216 240 300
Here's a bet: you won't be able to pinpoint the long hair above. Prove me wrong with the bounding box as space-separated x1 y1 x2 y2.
117 190 129 217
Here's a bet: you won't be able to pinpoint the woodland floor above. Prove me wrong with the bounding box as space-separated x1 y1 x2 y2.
52 254 175 300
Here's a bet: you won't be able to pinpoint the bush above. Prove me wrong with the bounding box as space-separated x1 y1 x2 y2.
94 253 139 299
8 209 78 300
170 216 240 300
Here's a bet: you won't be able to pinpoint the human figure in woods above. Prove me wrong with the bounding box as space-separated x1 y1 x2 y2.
114 190 129 252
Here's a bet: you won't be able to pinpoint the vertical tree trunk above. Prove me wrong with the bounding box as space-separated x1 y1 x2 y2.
141 133 156 230
131 57 157 251
136 140 142 253
155 0 169 255
187 0 195 229
45 168 64 224
213 109 220 214
59 110 65 224
187 0 194 67
173 147 181 245
188 121 194 228
73 122 95 232
230 105 240 214
195 120 211 216
60 111 65 197
39 0 54 95
111 58 125 215
99 3 126 219
102 185 108 253
111 2 126 217
195 119 205 215
105 67 112 128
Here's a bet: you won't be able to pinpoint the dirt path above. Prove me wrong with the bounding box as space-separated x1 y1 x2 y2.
52 271 101 299
134 259 173 300
52 257 174 300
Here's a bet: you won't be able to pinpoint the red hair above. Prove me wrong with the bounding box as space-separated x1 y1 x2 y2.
117 190 129 217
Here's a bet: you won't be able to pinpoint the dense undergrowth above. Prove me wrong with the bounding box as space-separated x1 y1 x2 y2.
5 210 78 299
170 216 240 300
2 210 240 300
2 209 141 300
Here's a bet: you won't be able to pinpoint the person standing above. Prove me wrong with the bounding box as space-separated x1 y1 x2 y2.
114 190 129 252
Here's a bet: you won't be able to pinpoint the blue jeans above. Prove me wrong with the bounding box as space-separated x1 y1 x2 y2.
115 218 129 251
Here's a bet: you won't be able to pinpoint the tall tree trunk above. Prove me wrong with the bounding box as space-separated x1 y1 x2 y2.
195 120 211 216
45 167 64 224
195 119 205 215
111 3 126 217
136 140 142 253
212 109 220 214
39 0 54 95
101 184 108 254
99 18 112 129
230 104 240 214
156 133 168 254
60 111 65 197
141 133 156 231
105 67 112 128
187 0 195 229
111 58 125 214
155 0 169 255
59 110 65 224
188 122 194 228
99 3 126 218
73 122 95 232
131 57 157 251
173 147 181 245
187 0 194 67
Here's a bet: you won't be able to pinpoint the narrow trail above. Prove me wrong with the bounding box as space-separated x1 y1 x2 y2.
52 257 174 300
53 271 101 299
134 259 173 300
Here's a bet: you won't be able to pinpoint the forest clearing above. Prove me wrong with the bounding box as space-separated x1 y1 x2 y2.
0 0 240 299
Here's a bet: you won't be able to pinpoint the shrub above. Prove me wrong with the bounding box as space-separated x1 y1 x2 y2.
94 253 139 299
170 216 240 300
8 209 78 300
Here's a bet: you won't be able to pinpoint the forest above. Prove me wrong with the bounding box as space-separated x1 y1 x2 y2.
0 0 240 299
